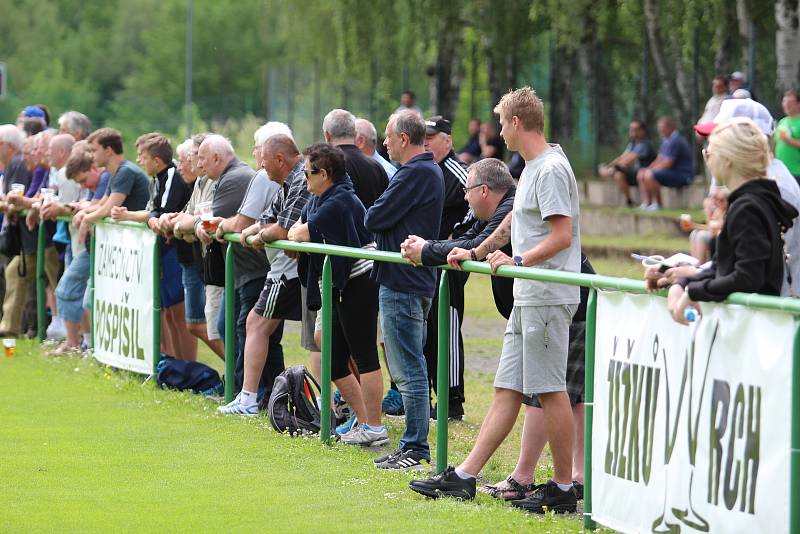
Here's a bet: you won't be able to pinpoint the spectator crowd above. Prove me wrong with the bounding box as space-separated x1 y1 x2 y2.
0 76 796 516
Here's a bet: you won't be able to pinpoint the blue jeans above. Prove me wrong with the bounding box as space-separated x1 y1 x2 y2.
181 263 206 323
379 285 432 458
217 277 285 398
55 249 90 323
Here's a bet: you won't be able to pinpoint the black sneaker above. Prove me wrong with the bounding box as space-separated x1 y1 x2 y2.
409 466 476 500
430 404 465 421
376 449 429 470
510 480 577 514
573 481 584 500
374 448 403 464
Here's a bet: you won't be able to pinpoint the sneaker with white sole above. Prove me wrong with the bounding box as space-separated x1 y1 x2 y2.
46 317 66 340
217 395 259 416
336 413 358 436
340 423 389 446
376 448 429 470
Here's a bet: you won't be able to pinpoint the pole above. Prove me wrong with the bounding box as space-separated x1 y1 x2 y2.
224 243 236 403
320 256 332 443
152 238 161 376
583 289 598 531
36 220 46 342
436 271 451 472
185 0 193 136
791 321 800 534
89 231 96 349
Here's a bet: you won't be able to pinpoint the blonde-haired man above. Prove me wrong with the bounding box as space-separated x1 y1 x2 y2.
410 87 582 514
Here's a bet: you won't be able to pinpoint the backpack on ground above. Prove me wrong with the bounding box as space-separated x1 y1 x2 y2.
267 365 333 437
156 357 224 396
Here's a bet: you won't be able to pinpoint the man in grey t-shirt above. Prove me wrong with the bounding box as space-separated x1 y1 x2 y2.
412 87 581 514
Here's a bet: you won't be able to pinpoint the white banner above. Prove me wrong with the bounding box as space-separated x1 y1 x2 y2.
92 223 155 375
592 291 795 534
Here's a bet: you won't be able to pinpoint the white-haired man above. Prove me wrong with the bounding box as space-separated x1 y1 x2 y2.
355 118 396 178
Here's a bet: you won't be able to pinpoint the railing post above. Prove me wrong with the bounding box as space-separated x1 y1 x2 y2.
89 231 96 349
791 321 800 534
36 220 46 342
584 288 598 531
224 243 236 403
436 270 450 472
320 255 332 443
152 237 161 376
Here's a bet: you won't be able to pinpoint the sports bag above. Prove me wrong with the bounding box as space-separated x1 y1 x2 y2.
267 365 333 436
156 357 223 395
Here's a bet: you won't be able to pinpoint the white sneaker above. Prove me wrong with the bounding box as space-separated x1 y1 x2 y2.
46 317 66 340
217 394 259 416
638 202 649 210
645 202 660 211
340 423 389 446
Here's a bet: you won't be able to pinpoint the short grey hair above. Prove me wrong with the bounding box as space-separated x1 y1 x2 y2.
323 109 356 140
468 158 514 192
200 134 235 158
57 111 92 140
176 139 194 159
0 124 25 151
254 121 293 147
391 110 425 145
355 118 377 147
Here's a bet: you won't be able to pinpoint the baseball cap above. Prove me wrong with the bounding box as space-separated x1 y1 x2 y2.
21 105 45 119
730 71 746 81
425 115 452 135
693 98 774 137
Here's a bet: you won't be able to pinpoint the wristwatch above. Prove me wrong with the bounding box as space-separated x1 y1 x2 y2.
512 255 524 267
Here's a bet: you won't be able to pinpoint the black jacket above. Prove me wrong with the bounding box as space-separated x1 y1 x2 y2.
680 179 798 301
149 163 193 264
339 144 388 210
438 151 469 240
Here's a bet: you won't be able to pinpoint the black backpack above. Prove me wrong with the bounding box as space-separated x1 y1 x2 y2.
156 358 224 396
267 366 333 436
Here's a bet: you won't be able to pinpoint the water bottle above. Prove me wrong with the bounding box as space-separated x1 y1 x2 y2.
684 307 699 322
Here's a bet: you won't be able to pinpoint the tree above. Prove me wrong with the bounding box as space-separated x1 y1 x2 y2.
775 0 800 93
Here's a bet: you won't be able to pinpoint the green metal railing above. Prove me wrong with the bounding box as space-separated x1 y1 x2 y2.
35 218 800 531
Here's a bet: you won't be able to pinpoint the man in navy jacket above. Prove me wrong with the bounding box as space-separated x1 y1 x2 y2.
365 110 443 470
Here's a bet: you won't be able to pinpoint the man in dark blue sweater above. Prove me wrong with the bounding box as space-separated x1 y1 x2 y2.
365 110 443 469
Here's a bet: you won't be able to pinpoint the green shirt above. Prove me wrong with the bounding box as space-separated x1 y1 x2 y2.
775 115 800 175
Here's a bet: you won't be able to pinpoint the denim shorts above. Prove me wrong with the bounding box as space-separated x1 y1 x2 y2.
161 246 185 309
653 169 693 187
181 263 206 324
55 249 90 323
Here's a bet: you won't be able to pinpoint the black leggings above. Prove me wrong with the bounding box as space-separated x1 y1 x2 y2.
330 273 380 381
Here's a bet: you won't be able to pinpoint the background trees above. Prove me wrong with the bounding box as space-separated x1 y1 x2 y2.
0 0 796 174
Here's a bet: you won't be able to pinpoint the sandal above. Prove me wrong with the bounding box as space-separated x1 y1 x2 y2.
479 475 536 501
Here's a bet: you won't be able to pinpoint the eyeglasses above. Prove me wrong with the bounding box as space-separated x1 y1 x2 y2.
303 168 321 178
463 183 485 194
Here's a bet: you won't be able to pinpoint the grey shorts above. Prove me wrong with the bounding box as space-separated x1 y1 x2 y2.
300 285 320 352
494 304 577 396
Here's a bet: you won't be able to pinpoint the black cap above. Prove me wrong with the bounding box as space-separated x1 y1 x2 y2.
425 115 452 135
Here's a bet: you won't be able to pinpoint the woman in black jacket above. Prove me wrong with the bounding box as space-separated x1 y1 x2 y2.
288 143 387 446
668 118 798 324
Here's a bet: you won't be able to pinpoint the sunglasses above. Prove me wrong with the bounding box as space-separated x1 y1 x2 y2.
303 168 321 178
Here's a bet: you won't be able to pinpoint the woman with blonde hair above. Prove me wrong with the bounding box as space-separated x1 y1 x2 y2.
668 117 798 323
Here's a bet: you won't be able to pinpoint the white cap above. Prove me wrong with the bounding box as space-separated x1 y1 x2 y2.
730 71 746 81
694 98 774 136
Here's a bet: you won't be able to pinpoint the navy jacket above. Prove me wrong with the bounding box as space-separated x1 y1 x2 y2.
299 177 374 310
365 151 443 297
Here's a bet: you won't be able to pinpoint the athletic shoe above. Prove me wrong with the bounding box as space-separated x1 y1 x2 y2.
374 447 403 464
46 317 66 340
510 480 577 514
336 414 358 436
644 201 660 212
430 403 465 421
573 481 584 500
340 423 389 446
408 466 476 500
376 448 429 470
381 389 404 416
216 395 259 416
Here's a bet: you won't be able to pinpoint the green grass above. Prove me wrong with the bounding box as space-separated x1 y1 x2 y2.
581 233 689 254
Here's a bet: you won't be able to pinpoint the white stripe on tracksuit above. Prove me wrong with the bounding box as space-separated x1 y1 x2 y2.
449 306 460 388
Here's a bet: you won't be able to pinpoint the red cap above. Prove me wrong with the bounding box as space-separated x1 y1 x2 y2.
693 122 716 137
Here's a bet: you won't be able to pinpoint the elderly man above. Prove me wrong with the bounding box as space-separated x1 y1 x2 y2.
636 116 694 211
218 134 308 415
57 111 92 141
365 110 443 469
419 115 470 420
355 118 396 178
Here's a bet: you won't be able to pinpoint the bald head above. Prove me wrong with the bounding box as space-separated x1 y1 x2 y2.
197 134 236 179
261 134 301 183
49 133 76 169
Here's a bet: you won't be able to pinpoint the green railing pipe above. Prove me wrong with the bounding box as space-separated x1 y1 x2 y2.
436 271 451 472
583 289 598 531
152 237 161 376
36 221 46 342
320 256 332 443
224 243 236 403
792 321 800 534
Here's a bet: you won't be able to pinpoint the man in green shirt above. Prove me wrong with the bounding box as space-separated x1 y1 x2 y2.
775 90 800 180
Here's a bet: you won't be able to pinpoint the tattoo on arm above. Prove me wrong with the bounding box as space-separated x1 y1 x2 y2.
476 213 512 258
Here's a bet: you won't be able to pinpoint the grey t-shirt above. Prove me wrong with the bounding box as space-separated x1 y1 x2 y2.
238 169 280 219
512 144 581 306
211 158 269 288
107 160 151 210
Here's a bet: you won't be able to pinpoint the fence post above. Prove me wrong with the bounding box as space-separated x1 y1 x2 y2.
36 220 46 342
152 237 161 376
89 231 96 349
320 255 332 443
584 288 598 531
224 243 236 403
436 271 451 472
791 321 800 534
